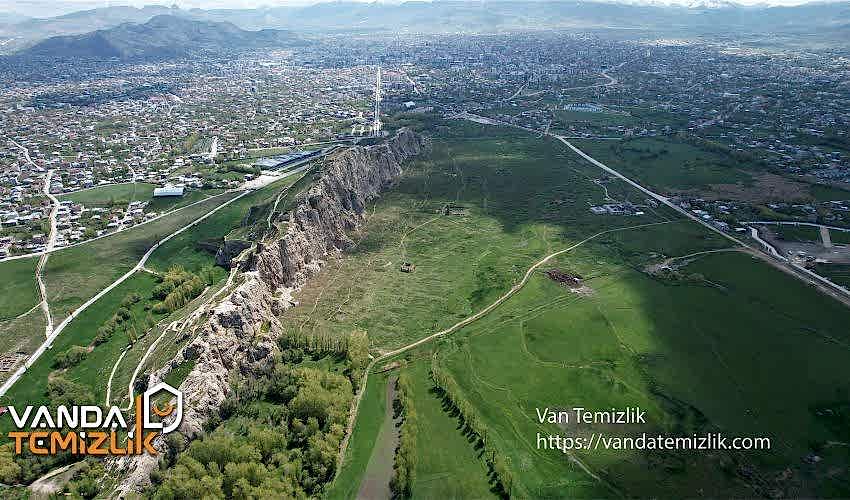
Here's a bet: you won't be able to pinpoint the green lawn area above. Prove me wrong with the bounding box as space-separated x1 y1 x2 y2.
59 182 155 207
808 183 850 202
815 263 850 289
146 171 310 273
428 248 850 498
0 256 40 320
830 229 850 245
327 371 389 500
405 360 497 499
43 192 240 324
553 109 638 129
146 190 214 213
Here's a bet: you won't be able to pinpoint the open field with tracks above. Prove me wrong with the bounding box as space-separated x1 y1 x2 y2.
284 121 850 498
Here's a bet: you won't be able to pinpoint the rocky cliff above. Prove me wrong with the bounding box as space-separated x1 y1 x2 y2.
112 128 426 494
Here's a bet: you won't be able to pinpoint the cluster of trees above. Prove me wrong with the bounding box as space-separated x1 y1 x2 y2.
0 441 78 489
46 375 94 408
52 345 88 369
279 328 370 390
94 291 149 345
152 266 215 314
431 359 513 498
151 345 354 498
65 461 104 498
390 373 417 498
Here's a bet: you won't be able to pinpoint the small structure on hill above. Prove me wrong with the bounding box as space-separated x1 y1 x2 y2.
400 262 416 273
545 269 583 288
443 203 467 216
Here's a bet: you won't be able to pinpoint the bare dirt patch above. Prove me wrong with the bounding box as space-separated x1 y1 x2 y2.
545 269 593 295
705 173 811 203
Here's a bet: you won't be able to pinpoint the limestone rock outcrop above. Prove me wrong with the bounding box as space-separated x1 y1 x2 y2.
112 128 426 494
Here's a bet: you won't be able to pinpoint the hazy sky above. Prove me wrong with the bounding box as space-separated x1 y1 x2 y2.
0 0 835 18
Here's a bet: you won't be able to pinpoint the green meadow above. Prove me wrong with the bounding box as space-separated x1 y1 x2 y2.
291 120 850 497
59 182 156 207
43 192 240 324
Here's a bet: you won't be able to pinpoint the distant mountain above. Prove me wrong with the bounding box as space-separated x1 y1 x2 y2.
4 0 850 55
0 12 32 24
183 0 850 34
18 15 303 61
0 5 181 53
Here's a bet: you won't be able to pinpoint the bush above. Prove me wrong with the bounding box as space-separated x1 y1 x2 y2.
53 345 88 369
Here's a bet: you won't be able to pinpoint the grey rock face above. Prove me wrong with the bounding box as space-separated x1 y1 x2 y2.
112 128 425 494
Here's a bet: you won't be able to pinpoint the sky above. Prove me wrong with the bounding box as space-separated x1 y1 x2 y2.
0 0 837 18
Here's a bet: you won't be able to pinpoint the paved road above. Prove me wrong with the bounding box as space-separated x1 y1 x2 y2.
821 225 833 248
457 112 850 304
0 190 250 398
742 220 850 234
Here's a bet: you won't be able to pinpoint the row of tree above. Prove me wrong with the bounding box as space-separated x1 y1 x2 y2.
390 373 417 498
152 266 215 314
93 292 148 345
279 328 370 390
430 357 513 498
152 326 361 499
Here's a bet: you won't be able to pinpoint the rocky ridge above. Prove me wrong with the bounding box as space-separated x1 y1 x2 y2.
112 128 426 493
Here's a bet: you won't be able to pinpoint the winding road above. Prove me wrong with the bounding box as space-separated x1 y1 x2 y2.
9 139 60 337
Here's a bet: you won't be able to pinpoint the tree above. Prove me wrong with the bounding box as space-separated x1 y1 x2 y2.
52 345 88 369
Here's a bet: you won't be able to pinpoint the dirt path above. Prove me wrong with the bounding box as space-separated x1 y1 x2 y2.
11 138 61 339
356 376 400 500
28 461 86 498
336 219 674 477
0 190 250 399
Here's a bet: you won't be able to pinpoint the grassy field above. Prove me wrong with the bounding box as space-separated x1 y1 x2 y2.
572 136 756 195
43 192 240 324
59 182 155 207
553 109 638 129
0 271 160 413
405 359 498 499
808 183 850 202
815 263 850 288
774 224 821 242
0 308 45 369
290 120 850 497
146 172 308 273
830 229 850 245
0 256 40 320
327 370 389 500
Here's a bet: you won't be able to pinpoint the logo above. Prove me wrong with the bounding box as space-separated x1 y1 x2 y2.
6 382 183 457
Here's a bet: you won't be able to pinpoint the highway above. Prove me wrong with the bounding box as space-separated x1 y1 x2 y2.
455 112 850 304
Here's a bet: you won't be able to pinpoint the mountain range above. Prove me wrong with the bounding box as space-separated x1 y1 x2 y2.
2 1 849 57
18 15 302 61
